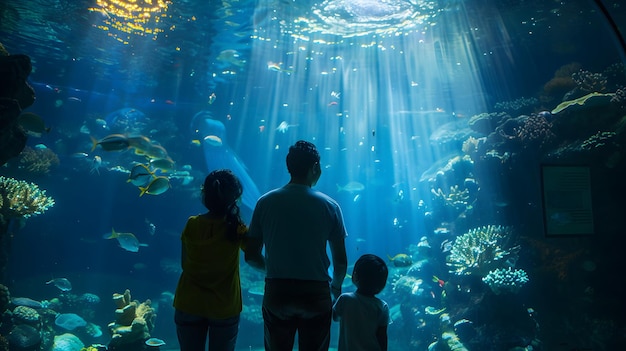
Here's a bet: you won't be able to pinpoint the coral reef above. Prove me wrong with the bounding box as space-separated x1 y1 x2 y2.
0 176 55 219
572 69 608 93
107 289 155 349
52 333 84 351
494 96 538 113
446 225 519 277
0 335 7 351
0 46 35 167
0 284 10 312
11 306 41 328
542 62 581 99
482 267 529 295
7 324 41 351
392 276 425 299
431 185 471 213
514 113 555 151
467 112 510 135
17 146 60 175
610 86 626 109
580 131 616 151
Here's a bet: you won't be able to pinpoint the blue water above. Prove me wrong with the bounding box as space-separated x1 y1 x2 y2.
1 0 626 350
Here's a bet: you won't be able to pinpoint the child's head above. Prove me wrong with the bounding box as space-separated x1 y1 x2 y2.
352 254 388 296
202 169 243 216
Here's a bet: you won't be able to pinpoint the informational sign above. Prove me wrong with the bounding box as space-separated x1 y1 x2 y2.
541 165 594 236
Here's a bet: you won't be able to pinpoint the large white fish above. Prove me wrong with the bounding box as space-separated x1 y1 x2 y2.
46 277 72 292
190 111 261 214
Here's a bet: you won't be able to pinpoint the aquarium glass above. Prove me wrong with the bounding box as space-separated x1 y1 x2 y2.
0 0 625 350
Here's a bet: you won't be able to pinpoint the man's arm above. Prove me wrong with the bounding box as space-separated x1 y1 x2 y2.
244 236 266 272
329 235 347 300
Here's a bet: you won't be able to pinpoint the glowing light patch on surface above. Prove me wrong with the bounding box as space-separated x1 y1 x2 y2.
311 0 437 37
88 0 173 42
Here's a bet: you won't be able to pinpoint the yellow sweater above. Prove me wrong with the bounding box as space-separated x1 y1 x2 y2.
173 215 247 319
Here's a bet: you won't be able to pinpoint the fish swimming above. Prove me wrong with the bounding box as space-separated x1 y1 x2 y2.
276 121 298 133
145 338 166 347
128 163 155 187
337 181 365 193
104 108 145 132
203 135 223 146
387 253 413 267
90 156 102 175
46 277 72 292
139 176 170 196
104 228 148 252
18 112 50 137
90 134 130 152
149 157 176 173
190 111 261 214
216 49 246 67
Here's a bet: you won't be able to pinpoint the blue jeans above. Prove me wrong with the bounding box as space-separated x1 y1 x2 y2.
262 279 332 351
175 309 240 351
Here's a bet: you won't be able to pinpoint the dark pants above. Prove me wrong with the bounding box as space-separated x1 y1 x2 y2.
175 309 240 351
262 278 332 351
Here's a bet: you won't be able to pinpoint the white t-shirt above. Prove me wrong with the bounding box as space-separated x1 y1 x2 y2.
333 292 390 351
248 183 347 281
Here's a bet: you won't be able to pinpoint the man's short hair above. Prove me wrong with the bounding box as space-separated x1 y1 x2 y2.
286 140 320 177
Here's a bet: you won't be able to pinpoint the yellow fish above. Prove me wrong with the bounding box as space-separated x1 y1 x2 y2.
387 253 412 267
149 157 175 173
139 176 170 196
128 163 155 187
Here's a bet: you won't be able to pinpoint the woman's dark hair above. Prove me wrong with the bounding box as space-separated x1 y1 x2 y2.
286 140 320 177
353 254 388 296
202 169 244 242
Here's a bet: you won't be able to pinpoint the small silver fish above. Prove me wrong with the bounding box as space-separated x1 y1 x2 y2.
276 121 298 133
337 181 365 193
104 228 148 253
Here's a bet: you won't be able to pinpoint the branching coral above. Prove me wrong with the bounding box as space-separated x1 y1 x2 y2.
462 136 480 155
446 225 519 277
431 185 470 211
572 69 608 93
514 114 556 149
0 176 55 219
0 284 9 312
610 87 626 109
18 146 60 175
494 97 539 112
580 131 616 150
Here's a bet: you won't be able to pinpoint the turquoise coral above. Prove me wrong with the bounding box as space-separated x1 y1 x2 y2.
482 267 529 295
